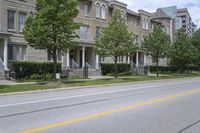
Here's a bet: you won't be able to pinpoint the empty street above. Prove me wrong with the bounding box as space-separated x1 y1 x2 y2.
1 77 200 133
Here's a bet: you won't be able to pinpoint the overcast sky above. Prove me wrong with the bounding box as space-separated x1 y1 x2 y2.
118 0 200 27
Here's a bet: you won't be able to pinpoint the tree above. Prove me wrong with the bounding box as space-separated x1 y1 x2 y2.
192 28 200 64
23 0 80 80
95 10 137 79
142 26 170 77
170 28 198 74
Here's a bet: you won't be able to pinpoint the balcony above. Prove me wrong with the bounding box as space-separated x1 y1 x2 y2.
74 32 95 44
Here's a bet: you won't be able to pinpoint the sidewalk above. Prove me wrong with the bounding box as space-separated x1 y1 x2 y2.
0 76 113 86
0 80 36 85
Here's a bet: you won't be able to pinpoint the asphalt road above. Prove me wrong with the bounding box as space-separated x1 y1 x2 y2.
1 77 200 133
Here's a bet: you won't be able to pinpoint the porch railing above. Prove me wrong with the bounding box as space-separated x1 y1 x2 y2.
0 57 5 76
86 62 92 68
71 59 79 68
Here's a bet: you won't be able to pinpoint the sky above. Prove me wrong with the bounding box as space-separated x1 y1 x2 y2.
118 0 200 27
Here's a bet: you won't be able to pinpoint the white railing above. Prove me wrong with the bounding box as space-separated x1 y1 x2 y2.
71 59 79 68
74 32 95 43
86 62 92 68
0 57 5 75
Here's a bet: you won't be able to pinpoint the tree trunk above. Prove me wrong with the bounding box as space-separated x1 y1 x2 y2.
52 50 57 81
156 59 159 77
114 56 118 79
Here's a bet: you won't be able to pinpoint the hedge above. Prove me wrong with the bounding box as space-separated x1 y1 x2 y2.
100 63 130 75
150 66 200 74
12 61 61 79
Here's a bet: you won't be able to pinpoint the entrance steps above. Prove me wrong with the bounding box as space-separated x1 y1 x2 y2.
69 68 102 77
0 72 5 80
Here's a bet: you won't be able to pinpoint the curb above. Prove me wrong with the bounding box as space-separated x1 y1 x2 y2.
0 77 199 96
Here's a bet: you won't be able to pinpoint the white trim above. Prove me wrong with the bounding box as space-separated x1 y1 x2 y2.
6 0 35 8
95 1 101 5
101 3 107 8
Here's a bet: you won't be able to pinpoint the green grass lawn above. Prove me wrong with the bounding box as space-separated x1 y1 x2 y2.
0 73 200 94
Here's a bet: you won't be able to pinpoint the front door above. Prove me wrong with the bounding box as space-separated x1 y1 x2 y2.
80 50 82 68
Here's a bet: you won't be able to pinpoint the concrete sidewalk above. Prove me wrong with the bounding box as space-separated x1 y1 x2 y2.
0 76 113 86
0 80 37 85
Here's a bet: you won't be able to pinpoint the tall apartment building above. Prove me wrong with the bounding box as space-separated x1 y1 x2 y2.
160 6 196 36
0 0 174 77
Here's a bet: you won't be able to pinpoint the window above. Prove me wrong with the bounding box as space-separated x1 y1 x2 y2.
167 25 170 34
118 56 124 63
143 18 145 29
101 4 106 19
151 24 154 31
96 3 101 18
134 19 139 27
100 56 105 62
80 26 89 40
47 50 51 61
19 12 26 32
134 35 139 43
9 45 27 61
84 2 90 17
96 27 101 37
47 50 61 61
7 10 16 31
121 10 125 19
161 25 165 31
8 45 13 60
146 19 149 30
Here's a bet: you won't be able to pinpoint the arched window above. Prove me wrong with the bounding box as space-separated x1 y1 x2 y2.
101 4 106 19
120 10 125 19
96 3 101 18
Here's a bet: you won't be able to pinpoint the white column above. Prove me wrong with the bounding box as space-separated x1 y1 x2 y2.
82 46 85 68
127 56 130 64
66 51 70 68
95 54 99 69
4 38 8 70
61 55 65 69
144 53 147 66
136 51 139 67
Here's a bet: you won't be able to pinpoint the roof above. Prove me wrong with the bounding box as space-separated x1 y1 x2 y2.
126 9 140 17
151 8 171 20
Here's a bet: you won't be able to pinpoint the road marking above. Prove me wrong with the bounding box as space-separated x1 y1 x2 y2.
21 89 200 133
0 80 198 108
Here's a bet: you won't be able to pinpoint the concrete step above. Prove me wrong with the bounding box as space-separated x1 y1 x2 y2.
0 72 5 80
70 68 102 77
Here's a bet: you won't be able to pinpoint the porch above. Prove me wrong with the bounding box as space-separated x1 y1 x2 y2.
61 46 100 70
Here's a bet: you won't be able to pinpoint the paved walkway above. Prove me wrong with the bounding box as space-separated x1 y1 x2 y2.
0 80 37 85
0 80 16 85
88 76 113 80
0 76 113 85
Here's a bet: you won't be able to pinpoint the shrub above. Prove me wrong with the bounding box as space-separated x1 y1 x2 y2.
30 74 43 80
100 63 130 75
12 61 61 80
150 66 200 74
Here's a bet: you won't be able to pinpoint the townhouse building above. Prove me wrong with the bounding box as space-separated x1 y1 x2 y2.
0 0 176 78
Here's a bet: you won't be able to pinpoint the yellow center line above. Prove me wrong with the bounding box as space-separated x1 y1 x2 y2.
21 89 200 133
